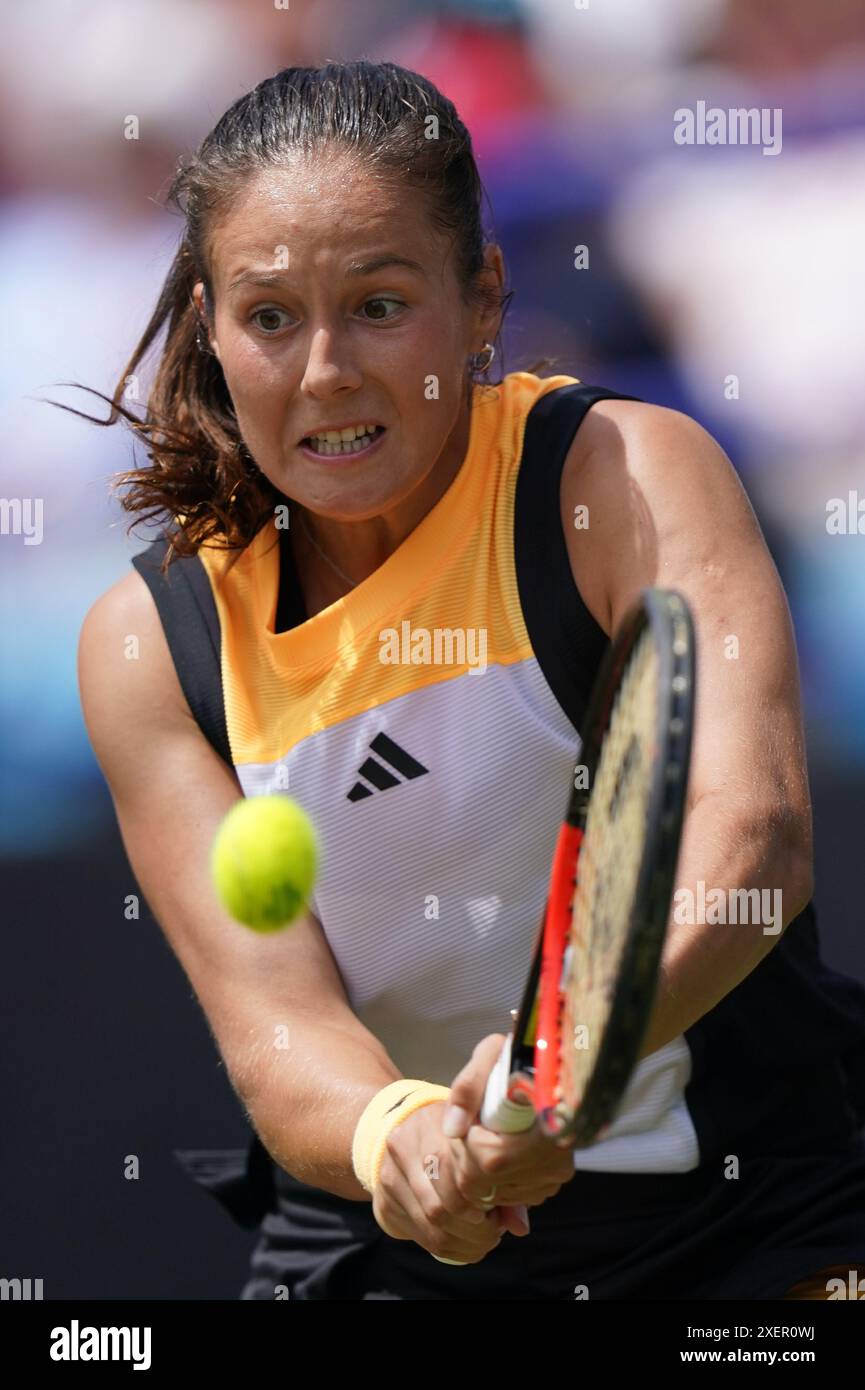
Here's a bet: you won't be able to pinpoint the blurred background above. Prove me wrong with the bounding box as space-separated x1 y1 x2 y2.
2 0 864 1297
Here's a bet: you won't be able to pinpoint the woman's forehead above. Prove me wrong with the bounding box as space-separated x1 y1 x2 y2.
213 152 400 230
208 170 442 284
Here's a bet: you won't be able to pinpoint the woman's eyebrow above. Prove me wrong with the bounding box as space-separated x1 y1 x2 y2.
227 254 426 294
345 254 426 279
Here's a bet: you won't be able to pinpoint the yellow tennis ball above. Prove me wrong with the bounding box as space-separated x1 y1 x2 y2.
211 795 319 932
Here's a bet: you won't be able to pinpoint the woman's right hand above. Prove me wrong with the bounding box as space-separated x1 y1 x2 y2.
372 1100 527 1264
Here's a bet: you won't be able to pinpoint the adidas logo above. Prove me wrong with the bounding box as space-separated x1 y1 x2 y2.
347 732 428 802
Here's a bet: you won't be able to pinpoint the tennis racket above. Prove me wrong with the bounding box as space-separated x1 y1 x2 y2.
478 586 696 1150
436 589 694 1261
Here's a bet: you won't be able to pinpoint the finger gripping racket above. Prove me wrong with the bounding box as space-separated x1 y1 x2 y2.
480 586 696 1146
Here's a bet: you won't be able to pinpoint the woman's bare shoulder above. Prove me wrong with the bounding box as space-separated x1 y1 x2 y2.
78 567 194 773
560 399 725 636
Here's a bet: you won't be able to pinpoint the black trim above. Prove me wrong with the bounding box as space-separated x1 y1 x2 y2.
131 534 232 769
276 522 308 634
514 383 641 735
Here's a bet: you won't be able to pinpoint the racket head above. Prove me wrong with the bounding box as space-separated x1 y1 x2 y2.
532 587 696 1144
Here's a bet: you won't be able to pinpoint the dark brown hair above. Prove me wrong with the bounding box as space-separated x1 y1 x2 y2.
52 60 554 569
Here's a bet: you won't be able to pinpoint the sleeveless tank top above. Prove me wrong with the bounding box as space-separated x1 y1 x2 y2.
132 374 865 1217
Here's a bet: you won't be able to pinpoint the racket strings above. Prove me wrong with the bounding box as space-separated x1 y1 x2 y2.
558 632 660 1113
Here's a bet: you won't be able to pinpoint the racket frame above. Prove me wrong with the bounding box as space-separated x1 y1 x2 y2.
490 587 696 1146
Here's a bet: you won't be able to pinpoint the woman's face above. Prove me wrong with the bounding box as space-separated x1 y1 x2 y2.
195 152 502 522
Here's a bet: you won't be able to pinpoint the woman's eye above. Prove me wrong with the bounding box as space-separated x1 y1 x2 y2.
359 297 404 321
251 306 292 335
249 298 403 333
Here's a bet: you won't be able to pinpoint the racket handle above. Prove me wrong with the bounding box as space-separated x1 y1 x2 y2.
480 1034 536 1134
431 1036 534 1267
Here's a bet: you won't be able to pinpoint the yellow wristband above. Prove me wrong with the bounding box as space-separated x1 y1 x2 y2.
352 1080 451 1193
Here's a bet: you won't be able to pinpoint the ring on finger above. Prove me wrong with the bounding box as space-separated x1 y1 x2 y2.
479 1186 497 1208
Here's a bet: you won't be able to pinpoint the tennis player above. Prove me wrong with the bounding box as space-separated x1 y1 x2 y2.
76 61 865 1300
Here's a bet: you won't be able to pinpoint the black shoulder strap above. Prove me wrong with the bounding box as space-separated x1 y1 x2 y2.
131 535 232 768
515 382 641 734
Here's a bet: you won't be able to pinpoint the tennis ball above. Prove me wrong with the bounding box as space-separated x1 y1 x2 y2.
211 795 319 932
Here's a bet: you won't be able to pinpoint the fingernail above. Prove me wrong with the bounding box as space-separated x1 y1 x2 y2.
442 1104 470 1138
515 1205 530 1236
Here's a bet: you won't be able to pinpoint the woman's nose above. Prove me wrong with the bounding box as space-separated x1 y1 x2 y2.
300 327 362 395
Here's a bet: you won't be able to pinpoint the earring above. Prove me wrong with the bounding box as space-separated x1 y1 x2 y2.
471 342 496 373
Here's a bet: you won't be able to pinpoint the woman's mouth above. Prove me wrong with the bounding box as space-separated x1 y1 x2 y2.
298 424 387 461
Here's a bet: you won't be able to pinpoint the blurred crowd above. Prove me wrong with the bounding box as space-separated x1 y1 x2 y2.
2 0 864 855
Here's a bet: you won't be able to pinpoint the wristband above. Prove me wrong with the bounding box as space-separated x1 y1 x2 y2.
352 1080 451 1193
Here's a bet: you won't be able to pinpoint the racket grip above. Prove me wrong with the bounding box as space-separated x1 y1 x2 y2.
431 1038 533 1267
480 1034 536 1134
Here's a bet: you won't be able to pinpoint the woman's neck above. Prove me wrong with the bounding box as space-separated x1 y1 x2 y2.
291 394 473 605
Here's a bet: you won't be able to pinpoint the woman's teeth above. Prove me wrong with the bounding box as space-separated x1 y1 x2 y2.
304 424 384 457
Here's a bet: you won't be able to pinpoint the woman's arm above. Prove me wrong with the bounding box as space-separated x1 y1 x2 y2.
78 569 402 1200
561 401 814 1056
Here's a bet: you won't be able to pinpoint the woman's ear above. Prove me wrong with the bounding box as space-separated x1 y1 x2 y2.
192 281 220 361
478 243 506 344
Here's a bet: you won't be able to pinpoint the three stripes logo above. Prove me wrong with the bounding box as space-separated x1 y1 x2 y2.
347 732 428 802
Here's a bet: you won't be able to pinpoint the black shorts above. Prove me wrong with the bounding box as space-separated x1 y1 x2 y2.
238 1127 865 1301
